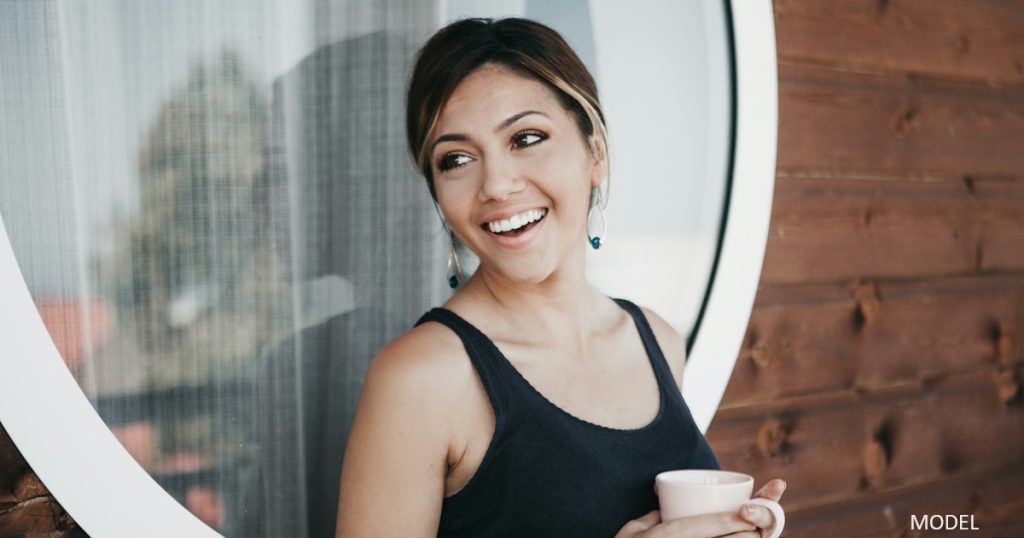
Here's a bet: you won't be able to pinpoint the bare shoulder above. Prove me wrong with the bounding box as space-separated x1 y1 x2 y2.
357 320 486 453
638 306 687 388
350 321 470 444
362 321 474 409
337 321 474 536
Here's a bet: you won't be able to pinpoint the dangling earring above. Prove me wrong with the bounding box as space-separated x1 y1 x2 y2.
435 201 463 289
587 188 607 250
446 230 463 288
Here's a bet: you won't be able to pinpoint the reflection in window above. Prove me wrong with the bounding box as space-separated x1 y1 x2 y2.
1 1 442 536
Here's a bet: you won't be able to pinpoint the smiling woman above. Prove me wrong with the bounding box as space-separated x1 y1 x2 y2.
335 17 782 538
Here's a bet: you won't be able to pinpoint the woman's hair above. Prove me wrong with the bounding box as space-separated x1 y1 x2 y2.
406 17 608 201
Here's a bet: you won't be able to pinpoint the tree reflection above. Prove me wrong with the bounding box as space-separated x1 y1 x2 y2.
104 50 282 387
94 50 278 533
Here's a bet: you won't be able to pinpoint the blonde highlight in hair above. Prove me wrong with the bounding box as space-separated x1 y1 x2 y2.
526 60 611 205
415 112 441 178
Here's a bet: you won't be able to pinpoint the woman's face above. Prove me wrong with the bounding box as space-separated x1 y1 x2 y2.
429 64 604 284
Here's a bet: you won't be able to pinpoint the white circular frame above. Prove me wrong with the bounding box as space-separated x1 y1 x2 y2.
683 0 777 433
0 1 776 535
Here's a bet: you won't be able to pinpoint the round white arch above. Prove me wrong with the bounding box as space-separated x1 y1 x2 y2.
683 0 777 433
0 0 776 535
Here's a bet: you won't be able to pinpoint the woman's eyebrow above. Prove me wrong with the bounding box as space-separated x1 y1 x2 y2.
431 133 468 152
431 110 549 154
495 110 546 132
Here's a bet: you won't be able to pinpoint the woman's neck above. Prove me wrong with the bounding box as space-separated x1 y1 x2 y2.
451 247 613 354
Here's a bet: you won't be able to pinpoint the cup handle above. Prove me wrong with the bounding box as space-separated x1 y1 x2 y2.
745 498 785 538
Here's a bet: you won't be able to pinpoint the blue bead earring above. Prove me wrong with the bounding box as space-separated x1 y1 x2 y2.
587 188 607 250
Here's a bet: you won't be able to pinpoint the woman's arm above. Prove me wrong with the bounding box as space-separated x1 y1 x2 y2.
336 327 460 537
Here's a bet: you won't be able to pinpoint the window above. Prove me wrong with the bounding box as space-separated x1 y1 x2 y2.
0 1 776 535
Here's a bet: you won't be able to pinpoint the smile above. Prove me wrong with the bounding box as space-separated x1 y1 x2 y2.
483 208 547 236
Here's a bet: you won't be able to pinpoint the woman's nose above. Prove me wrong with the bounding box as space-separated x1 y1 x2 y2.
479 154 526 202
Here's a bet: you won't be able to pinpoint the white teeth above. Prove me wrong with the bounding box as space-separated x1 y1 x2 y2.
486 208 546 234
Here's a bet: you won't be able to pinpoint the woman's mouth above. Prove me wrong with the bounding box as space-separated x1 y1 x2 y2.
482 208 547 238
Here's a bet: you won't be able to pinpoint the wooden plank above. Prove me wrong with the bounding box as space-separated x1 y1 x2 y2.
705 371 1024 510
777 63 1024 177
723 273 1024 405
775 0 1024 85
760 176 1024 284
972 467 1024 533
781 462 1024 537
0 425 29 506
0 497 63 536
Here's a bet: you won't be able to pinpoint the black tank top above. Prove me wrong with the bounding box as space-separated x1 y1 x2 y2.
414 298 720 538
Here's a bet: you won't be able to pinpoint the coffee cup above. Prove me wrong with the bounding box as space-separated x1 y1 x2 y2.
655 470 784 538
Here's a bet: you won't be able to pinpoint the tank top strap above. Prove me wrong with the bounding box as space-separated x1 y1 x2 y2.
612 298 689 411
414 307 516 425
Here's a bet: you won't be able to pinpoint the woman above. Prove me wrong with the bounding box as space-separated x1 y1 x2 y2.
337 18 786 537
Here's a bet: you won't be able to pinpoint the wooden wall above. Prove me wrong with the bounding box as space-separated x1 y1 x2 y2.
0 425 81 536
704 0 1024 536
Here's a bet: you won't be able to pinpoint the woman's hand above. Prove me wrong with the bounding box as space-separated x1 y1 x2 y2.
613 509 756 537
739 479 786 536
615 479 787 538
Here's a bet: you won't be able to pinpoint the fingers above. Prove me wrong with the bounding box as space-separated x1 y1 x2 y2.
615 510 661 537
752 479 787 502
661 510 756 537
738 502 774 530
721 533 759 538
632 510 661 528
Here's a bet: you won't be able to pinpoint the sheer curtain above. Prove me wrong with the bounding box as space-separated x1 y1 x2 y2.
1 1 445 536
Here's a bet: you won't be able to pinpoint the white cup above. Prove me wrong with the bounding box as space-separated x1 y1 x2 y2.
655 470 785 538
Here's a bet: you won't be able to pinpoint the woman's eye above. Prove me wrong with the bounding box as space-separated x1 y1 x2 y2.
512 131 547 149
437 153 472 172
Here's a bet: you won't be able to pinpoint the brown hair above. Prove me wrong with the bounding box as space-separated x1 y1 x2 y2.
406 17 608 201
